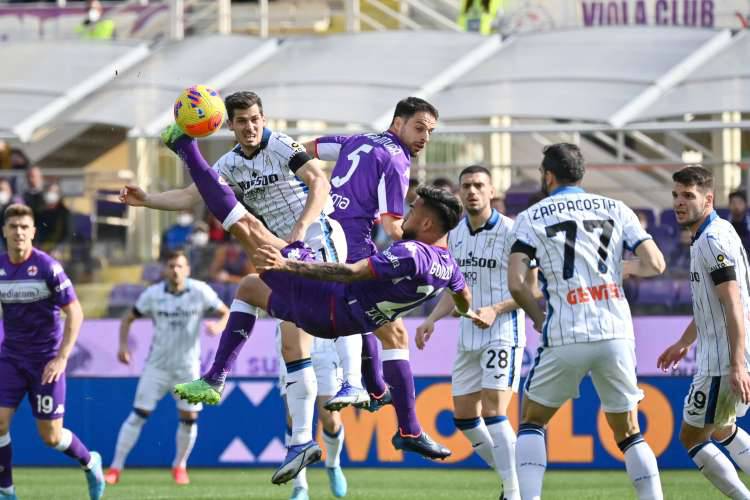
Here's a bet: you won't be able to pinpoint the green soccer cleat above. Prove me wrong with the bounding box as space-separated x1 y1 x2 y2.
160 123 191 156
174 378 223 405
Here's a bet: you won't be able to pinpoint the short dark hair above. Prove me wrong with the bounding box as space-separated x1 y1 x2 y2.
391 97 438 125
672 165 713 191
542 143 585 184
416 185 462 233
729 190 747 204
163 248 189 263
225 91 263 121
459 165 492 182
4 203 33 222
431 177 455 192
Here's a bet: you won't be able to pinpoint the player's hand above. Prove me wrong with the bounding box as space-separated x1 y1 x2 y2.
415 320 435 350
657 342 689 372
531 314 545 333
254 245 286 272
42 356 68 384
473 306 496 329
117 347 131 365
205 320 223 336
286 223 307 244
119 185 148 207
730 366 750 404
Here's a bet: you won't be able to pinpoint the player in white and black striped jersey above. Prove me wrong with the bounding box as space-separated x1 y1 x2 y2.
416 166 536 500
105 250 229 486
658 166 750 499
507 143 666 500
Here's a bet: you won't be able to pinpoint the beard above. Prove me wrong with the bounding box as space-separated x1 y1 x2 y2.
402 227 418 241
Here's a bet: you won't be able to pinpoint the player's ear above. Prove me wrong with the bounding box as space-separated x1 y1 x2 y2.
705 191 714 209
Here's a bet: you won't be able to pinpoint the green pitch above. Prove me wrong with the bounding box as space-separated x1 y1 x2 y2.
11 467 737 499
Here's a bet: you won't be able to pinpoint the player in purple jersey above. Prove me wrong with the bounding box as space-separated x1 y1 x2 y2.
304 97 438 411
0 204 105 500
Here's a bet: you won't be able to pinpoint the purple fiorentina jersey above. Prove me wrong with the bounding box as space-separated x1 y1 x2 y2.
0 248 77 360
346 240 465 332
316 132 411 262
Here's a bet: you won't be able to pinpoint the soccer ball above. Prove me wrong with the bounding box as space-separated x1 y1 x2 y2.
173 85 226 138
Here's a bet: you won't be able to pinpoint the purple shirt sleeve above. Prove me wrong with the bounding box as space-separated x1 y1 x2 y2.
315 135 348 162
367 242 417 281
448 262 466 293
46 261 76 307
378 157 408 218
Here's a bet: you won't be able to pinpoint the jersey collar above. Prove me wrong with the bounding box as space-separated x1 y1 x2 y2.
549 185 585 197
692 210 718 244
164 282 190 296
233 128 272 160
466 209 500 236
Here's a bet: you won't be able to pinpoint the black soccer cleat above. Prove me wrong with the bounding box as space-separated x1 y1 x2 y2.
391 431 451 460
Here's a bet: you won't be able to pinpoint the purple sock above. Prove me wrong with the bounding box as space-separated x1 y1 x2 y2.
382 356 421 437
174 137 241 224
0 435 12 488
60 430 92 467
203 306 257 386
362 333 387 397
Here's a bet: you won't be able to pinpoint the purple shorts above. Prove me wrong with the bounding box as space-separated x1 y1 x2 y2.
0 355 66 419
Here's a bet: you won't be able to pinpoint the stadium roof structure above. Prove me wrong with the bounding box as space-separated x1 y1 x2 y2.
0 27 748 142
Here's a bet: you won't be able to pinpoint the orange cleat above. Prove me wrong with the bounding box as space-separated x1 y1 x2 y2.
172 467 190 485
104 468 121 485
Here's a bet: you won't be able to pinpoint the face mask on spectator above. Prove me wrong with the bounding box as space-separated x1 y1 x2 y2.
191 231 209 246
0 191 10 205
88 8 101 22
177 213 194 227
44 191 60 206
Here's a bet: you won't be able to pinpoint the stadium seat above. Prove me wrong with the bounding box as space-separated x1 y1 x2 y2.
107 284 146 316
633 207 656 231
141 262 163 283
659 209 680 234
634 278 677 311
72 212 93 241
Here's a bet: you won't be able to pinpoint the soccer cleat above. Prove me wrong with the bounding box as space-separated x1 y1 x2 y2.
160 123 191 156
172 467 190 485
354 388 392 413
326 466 348 497
104 467 121 485
84 451 106 500
392 431 452 460
174 378 223 405
324 381 370 411
289 486 309 500
271 441 322 485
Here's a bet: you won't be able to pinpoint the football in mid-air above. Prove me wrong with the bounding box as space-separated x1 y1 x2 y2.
173 85 226 138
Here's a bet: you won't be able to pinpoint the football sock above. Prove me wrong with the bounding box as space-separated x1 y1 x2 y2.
285 359 317 445
173 418 198 468
173 137 244 228
454 417 495 467
53 428 92 468
336 335 363 388
0 433 12 490
323 426 345 468
362 333 387 397
382 349 421 436
690 441 750 499
516 423 546 500
619 433 663 500
486 416 520 500
720 426 750 474
292 464 308 490
110 411 146 470
204 300 256 386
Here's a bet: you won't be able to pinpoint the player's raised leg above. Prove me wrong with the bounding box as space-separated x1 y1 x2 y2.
0 408 15 500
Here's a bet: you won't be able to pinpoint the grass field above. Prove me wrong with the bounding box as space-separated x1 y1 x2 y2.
9 467 738 499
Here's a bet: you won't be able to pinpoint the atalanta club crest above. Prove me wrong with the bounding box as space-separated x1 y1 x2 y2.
27 265 38 277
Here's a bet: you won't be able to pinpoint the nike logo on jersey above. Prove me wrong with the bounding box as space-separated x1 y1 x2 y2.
471 443 481 448
285 381 297 388
494 374 506 380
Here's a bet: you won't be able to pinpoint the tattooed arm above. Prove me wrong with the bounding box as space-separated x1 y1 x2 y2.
254 245 374 283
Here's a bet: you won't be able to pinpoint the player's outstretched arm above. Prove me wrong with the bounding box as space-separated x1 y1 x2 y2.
42 299 84 384
716 280 750 402
118 309 138 364
508 252 545 332
254 245 373 282
287 161 331 243
119 183 202 211
625 239 667 277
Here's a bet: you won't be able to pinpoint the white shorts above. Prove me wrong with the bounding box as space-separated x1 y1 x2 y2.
277 328 341 397
524 338 643 413
683 373 749 429
304 216 347 264
452 343 523 397
134 363 202 413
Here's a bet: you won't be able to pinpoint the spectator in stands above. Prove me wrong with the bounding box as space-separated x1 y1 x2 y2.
161 210 195 255
10 148 30 171
22 166 45 219
207 214 229 243
36 183 71 255
457 0 502 35
76 0 115 40
186 222 214 281
668 228 692 277
728 190 750 251
209 241 254 284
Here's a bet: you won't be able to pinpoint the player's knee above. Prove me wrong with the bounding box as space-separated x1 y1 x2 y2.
679 424 707 450
39 427 62 447
0 418 10 436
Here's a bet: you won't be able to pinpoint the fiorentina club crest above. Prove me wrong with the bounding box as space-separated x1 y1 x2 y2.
27 265 38 277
